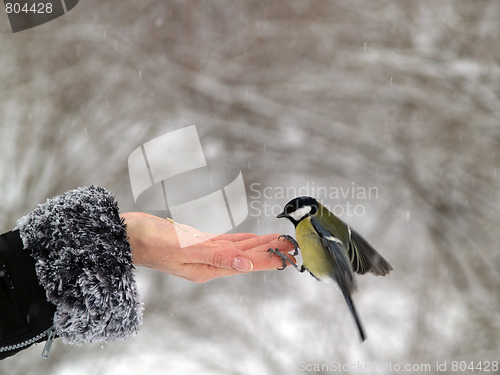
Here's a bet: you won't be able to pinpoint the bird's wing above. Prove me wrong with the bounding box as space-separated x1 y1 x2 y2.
310 217 356 295
347 226 393 276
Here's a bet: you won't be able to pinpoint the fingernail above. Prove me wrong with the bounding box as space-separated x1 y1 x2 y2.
232 257 253 272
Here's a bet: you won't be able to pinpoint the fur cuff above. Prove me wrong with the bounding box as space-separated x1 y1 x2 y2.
16 185 143 344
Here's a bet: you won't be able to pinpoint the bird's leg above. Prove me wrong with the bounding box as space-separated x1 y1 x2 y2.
267 247 306 273
278 234 300 256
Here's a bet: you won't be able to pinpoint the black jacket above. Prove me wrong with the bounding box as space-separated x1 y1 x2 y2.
0 186 142 360
0 230 56 359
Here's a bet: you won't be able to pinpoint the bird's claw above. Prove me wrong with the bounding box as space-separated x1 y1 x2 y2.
278 234 300 256
267 248 289 270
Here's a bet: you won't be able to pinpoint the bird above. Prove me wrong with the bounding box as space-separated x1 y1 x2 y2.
268 196 393 342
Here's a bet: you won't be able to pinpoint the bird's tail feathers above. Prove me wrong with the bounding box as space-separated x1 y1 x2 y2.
344 294 366 342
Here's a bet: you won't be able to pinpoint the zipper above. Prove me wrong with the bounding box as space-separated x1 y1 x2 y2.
41 327 58 358
0 326 58 358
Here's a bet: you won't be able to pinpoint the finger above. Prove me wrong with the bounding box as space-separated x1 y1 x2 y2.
246 250 297 271
182 244 254 272
232 233 292 251
177 248 298 282
180 251 298 282
213 232 258 242
266 236 296 253
235 234 296 253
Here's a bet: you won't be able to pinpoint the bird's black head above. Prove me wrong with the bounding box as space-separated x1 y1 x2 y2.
276 196 319 226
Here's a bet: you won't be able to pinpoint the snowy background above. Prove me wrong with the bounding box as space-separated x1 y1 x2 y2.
1 1 500 374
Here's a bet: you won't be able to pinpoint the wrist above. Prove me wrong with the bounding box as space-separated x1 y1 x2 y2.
120 212 148 267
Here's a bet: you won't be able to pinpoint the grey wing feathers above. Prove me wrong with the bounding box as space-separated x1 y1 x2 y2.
348 226 393 276
310 217 356 295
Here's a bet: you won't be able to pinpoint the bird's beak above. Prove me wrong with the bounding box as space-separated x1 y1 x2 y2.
276 212 286 219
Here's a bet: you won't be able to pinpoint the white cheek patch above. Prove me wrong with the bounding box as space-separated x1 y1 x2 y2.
289 205 312 222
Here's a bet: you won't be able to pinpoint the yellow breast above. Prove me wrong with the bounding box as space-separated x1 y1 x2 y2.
295 217 333 279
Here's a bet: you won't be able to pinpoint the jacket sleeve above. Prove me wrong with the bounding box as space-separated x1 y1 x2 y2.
0 230 56 360
2 185 142 358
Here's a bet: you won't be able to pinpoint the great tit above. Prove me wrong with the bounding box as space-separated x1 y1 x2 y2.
268 196 393 342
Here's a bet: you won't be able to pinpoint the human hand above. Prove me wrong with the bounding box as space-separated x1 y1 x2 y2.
120 212 296 283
